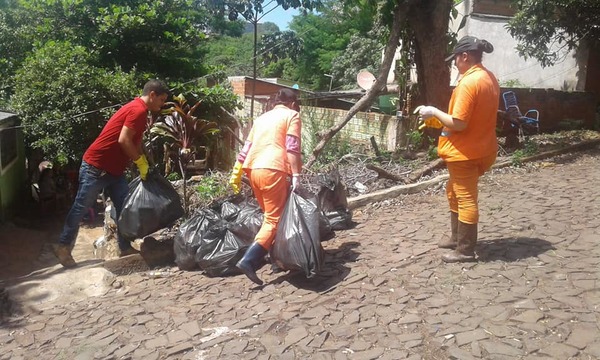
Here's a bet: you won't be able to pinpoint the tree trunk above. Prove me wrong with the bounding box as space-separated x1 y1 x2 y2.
305 3 408 168
409 0 453 109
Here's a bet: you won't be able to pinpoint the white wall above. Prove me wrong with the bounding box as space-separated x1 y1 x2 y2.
450 1 585 90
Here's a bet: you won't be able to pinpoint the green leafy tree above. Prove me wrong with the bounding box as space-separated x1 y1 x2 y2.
207 17 246 37
259 30 303 66
261 57 296 78
0 0 209 86
288 0 377 89
0 1 30 105
203 22 280 77
206 0 322 115
507 0 600 67
330 32 382 89
10 41 139 165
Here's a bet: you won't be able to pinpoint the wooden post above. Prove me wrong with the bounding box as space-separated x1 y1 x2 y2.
370 136 381 157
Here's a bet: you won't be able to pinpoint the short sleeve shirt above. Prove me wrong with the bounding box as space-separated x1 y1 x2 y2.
438 64 500 162
83 97 148 175
242 105 301 174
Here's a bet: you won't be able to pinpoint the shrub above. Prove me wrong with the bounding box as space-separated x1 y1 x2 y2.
10 40 139 166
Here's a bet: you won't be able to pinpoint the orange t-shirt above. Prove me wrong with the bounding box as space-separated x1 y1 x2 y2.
438 64 499 162
242 105 301 174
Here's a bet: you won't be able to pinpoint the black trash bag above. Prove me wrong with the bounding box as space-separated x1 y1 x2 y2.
173 194 264 274
317 168 353 230
270 188 324 278
318 210 334 241
219 201 241 221
229 199 263 244
173 209 220 270
118 172 184 241
323 209 352 230
196 225 251 277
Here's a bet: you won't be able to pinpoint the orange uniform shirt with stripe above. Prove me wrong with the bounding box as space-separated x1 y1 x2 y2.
438 64 500 162
242 105 301 174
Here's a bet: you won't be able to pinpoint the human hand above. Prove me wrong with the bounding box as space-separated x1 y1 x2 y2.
133 155 149 180
229 162 243 194
414 105 443 130
291 174 300 192
414 105 438 119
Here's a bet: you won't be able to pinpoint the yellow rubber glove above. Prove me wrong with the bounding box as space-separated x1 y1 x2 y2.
229 161 243 194
133 155 149 181
414 105 443 130
419 117 444 130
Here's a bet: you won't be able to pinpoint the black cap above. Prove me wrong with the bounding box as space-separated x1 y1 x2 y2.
445 35 494 62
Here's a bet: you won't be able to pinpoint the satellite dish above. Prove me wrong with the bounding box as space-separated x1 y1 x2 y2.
357 70 376 90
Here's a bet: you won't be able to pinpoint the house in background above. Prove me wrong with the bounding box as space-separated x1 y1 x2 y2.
228 76 378 119
0 111 26 222
451 0 599 130
227 76 404 155
451 0 599 96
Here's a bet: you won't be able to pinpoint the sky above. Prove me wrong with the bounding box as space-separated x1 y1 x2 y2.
259 5 299 31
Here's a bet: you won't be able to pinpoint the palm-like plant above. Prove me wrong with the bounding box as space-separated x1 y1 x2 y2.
150 94 219 214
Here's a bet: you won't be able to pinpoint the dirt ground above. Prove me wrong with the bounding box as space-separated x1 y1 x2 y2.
0 212 104 283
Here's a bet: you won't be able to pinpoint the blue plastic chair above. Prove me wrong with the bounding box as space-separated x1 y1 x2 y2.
502 91 540 141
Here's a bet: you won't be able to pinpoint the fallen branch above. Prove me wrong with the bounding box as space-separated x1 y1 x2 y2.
304 3 407 168
365 158 445 184
492 138 600 169
347 138 600 210
347 174 449 210
407 158 445 183
365 164 407 182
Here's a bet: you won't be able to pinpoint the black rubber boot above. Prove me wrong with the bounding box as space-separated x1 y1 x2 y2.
438 211 458 249
236 242 268 285
442 221 477 263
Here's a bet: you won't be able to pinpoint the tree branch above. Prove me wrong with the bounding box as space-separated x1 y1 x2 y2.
305 3 408 168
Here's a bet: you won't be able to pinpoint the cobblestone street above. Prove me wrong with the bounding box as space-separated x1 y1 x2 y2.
1 148 599 360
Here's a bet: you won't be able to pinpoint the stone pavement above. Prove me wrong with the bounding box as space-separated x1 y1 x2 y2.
1 148 599 360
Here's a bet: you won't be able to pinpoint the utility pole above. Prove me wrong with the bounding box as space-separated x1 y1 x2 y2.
324 74 333 92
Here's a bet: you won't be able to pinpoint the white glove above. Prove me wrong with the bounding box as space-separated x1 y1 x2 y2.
291 174 300 192
417 105 438 119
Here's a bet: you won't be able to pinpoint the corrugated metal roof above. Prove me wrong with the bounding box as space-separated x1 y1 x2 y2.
0 111 17 125
0 111 17 122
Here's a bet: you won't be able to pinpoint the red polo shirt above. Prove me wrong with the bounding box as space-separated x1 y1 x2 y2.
83 97 148 175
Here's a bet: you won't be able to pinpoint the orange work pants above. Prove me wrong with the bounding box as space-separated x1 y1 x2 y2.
246 168 290 250
445 153 496 224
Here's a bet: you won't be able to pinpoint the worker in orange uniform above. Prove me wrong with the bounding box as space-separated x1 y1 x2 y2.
416 35 499 263
229 89 302 285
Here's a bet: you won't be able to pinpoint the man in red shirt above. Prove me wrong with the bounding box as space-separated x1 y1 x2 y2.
53 79 169 268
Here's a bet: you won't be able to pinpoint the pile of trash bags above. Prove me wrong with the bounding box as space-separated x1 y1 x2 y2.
173 167 353 279
174 196 263 276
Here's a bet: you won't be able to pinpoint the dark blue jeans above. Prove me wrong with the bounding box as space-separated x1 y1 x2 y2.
59 161 131 250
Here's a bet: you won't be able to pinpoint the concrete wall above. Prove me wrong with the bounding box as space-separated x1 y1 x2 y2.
452 1 586 91
503 88 597 131
300 106 399 152
300 89 596 154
